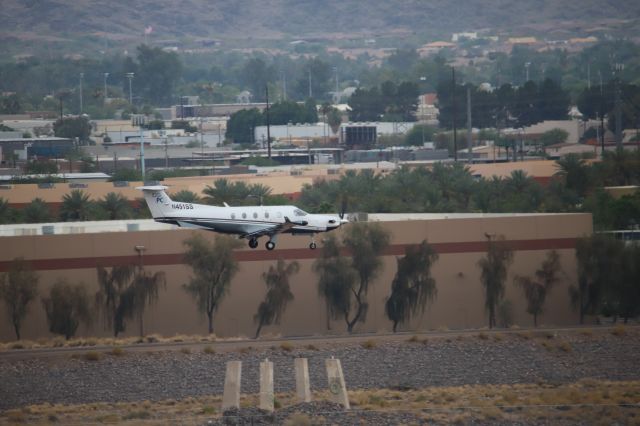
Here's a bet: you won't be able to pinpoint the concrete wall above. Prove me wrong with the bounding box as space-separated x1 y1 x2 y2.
0 213 592 341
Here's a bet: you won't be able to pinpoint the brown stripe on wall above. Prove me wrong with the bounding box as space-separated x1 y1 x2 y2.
0 238 577 272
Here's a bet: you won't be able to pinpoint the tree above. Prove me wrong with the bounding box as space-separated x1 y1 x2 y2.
59 190 95 221
98 192 133 220
554 154 591 198
0 258 39 340
514 250 561 327
183 234 241 334
477 235 513 329
41 279 92 340
313 234 355 330
131 268 165 337
240 58 273 102
53 116 91 144
0 197 15 224
341 223 391 332
170 190 202 203
23 198 52 223
404 124 437 146
95 265 136 337
225 108 263 144
385 240 438 332
569 234 620 324
537 128 569 148
135 44 183 105
254 259 298 338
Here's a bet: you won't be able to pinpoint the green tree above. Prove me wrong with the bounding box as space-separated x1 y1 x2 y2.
183 234 241 334
225 108 263 144
131 268 166 337
135 44 183 105
109 168 142 182
254 259 298 338
60 190 95 221
95 265 136 337
313 234 355 330
404 124 437 146
616 244 640 323
554 154 591 198
0 258 39 340
241 58 273 102
341 222 391 332
0 197 14 224
477 235 514 329
537 128 569 147
385 240 438 332
98 192 133 220
41 279 92 340
569 234 620 324
23 198 52 223
170 190 202 203
53 116 92 144
514 250 561 327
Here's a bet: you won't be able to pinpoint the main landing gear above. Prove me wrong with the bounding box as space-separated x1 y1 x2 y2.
248 238 258 249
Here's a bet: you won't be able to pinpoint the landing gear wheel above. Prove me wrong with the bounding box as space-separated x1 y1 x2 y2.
309 241 317 250
249 238 258 249
265 241 276 251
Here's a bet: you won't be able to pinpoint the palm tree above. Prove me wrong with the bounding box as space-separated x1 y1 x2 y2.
98 192 132 220
23 198 52 223
203 179 251 206
254 259 298 338
170 190 202 203
555 154 590 197
0 197 13 224
60 190 94 221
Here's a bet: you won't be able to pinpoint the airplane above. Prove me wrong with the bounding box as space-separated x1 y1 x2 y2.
137 185 349 250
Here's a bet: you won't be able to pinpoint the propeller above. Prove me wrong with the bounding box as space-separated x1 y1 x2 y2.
339 195 347 220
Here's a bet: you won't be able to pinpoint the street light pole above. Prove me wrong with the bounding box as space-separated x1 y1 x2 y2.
126 72 135 105
79 73 84 114
103 72 109 105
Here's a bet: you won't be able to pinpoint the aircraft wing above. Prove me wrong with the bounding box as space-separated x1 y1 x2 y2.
240 216 308 240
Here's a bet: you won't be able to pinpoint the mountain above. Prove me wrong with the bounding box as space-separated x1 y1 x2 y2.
1 0 639 55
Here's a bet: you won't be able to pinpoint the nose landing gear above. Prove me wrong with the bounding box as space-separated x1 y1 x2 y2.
309 234 317 250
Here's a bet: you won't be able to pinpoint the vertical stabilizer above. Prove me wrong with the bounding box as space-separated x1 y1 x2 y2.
136 185 173 218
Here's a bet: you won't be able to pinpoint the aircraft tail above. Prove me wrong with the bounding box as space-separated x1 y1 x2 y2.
136 185 173 218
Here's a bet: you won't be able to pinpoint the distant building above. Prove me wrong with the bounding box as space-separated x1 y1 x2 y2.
452 32 478 42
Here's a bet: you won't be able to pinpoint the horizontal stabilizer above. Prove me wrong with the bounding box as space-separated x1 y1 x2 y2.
136 185 169 191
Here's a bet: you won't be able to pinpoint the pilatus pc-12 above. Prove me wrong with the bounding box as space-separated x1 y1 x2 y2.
138 185 349 250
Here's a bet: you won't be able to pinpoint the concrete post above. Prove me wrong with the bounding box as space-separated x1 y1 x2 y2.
222 360 242 410
325 357 350 409
294 358 312 403
259 358 275 412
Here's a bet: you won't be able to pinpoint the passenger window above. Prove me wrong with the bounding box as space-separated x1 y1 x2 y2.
231 213 236 219
242 212 247 219
265 212 269 218
253 212 258 219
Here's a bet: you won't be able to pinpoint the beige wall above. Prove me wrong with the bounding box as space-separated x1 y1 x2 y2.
0 214 592 341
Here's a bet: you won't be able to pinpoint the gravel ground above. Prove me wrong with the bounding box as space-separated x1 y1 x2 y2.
1 330 639 413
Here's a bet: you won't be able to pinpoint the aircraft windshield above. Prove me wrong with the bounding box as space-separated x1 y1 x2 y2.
293 209 308 216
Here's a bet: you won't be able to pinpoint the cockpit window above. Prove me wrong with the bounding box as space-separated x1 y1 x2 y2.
293 209 308 216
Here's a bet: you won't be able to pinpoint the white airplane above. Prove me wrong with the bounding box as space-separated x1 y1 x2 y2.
138 185 349 250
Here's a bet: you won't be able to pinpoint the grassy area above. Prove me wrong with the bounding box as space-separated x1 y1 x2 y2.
1 380 638 424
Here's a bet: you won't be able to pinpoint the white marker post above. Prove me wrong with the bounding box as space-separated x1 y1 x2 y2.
222 360 242 410
325 357 349 409
294 358 312 403
259 358 275 412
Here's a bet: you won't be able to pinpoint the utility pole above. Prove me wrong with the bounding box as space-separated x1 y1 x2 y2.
265 86 271 159
79 72 84 114
126 72 134 105
614 63 624 151
103 72 109 105
599 71 605 156
466 86 472 164
452 67 458 161
308 69 312 98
